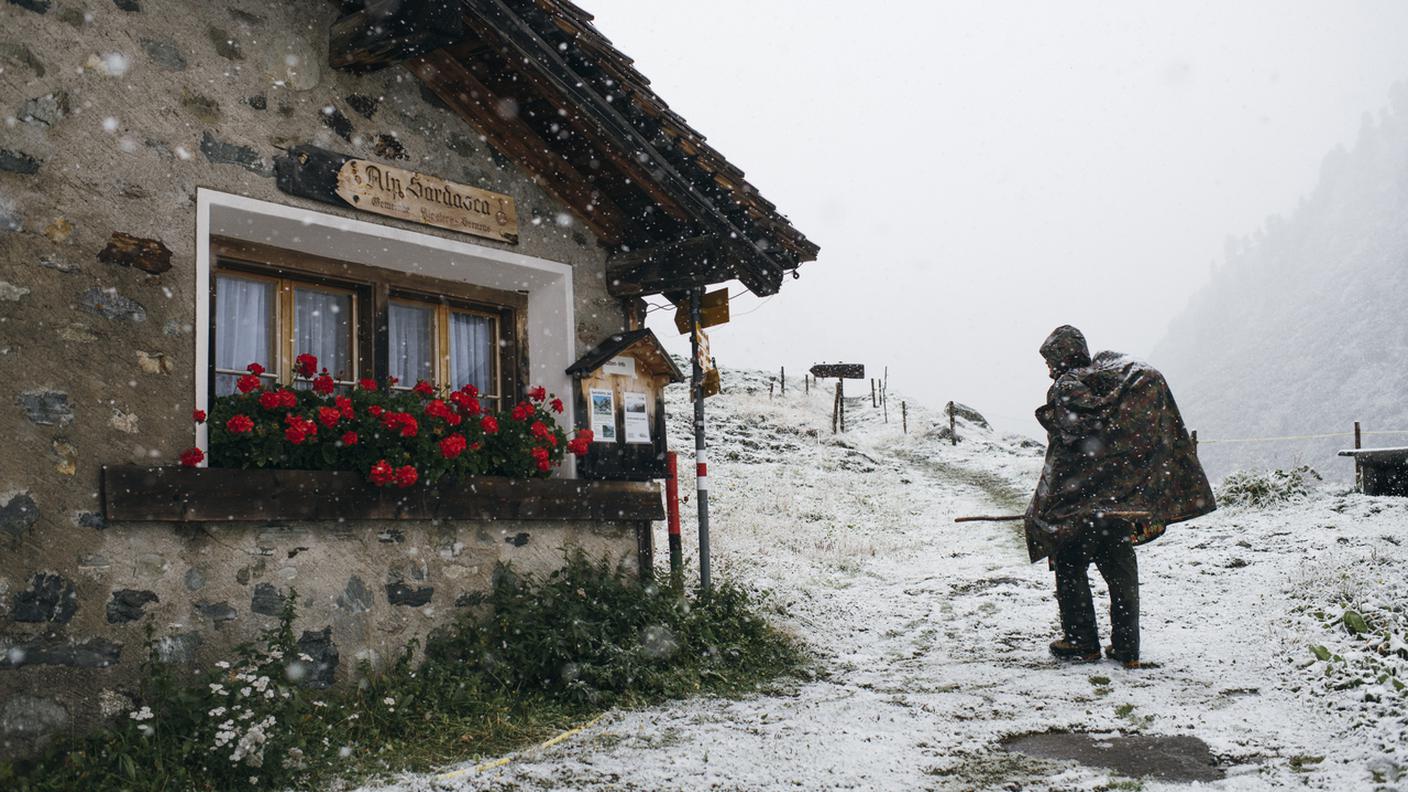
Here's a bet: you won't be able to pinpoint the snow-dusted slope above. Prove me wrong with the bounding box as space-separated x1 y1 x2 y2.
369 368 1408 791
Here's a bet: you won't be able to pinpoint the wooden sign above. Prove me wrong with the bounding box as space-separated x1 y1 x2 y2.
694 328 721 397
810 363 865 379
674 288 730 335
335 159 519 244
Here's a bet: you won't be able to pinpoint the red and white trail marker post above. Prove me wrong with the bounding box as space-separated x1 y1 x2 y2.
690 287 712 591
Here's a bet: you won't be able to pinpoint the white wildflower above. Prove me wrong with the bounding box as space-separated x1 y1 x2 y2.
129 705 154 721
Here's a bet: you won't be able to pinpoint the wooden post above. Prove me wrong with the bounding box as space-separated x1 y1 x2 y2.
769 380 774 399
832 382 840 433
871 378 877 408
839 379 846 432
882 385 888 423
1354 421 1362 449
1191 430 1198 455
902 401 907 434
780 366 785 395
804 374 809 395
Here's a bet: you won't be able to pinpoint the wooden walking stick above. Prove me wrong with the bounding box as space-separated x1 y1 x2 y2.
954 510 1152 524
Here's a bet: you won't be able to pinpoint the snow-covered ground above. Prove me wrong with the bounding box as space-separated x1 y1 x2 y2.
368 368 1408 791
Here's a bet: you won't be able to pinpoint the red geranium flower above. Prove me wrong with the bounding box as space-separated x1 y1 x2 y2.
368 405 384 417
340 430 358 446
192 409 207 424
295 353 318 378
446 412 463 427
439 434 467 459
480 415 499 434
312 371 335 396
413 380 435 397
179 447 204 467
317 406 342 428
236 374 262 394
285 425 308 445
459 383 479 398
369 459 395 486
246 362 266 376
335 396 354 419
359 378 378 392
226 414 254 434
259 391 284 410
530 421 550 440
528 386 547 402
426 399 452 420
550 398 564 414
511 402 532 421
395 465 418 488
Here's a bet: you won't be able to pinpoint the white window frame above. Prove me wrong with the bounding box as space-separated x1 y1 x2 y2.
194 188 577 476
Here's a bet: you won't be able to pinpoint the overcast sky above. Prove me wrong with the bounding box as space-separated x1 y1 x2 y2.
589 0 1408 436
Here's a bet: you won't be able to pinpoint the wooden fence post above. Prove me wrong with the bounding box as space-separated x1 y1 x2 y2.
839 379 846 432
805 374 809 395
769 380 774 399
780 366 785 395
1191 430 1198 455
1354 421 1362 449
832 382 840 433
947 401 957 445
901 401 907 434
871 378 877 408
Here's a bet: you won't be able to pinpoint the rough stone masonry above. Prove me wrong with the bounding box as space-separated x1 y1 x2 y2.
0 0 640 760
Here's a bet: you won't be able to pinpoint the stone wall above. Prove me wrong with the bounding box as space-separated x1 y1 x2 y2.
0 0 635 759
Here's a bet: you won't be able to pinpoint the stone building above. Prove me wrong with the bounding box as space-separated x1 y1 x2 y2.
0 0 816 757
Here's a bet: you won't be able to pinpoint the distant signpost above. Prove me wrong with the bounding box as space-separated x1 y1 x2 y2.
810 363 865 433
809 363 864 380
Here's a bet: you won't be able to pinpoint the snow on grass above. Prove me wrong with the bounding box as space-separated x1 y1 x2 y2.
366 367 1408 791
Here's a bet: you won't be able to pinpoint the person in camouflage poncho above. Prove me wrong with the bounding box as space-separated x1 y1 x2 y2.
1025 325 1215 667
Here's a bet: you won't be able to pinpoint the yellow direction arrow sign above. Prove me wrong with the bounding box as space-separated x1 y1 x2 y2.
674 288 730 335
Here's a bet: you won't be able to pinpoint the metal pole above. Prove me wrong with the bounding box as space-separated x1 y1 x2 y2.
689 287 711 592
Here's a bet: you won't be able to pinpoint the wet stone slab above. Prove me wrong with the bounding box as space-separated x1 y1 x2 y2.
1002 731 1225 783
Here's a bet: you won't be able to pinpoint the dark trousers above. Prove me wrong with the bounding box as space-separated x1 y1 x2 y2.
1054 521 1139 658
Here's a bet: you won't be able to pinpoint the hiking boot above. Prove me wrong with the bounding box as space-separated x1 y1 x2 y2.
1049 639 1100 662
1105 644 1141 669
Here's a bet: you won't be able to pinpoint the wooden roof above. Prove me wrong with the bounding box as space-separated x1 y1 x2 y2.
566 329 685 383
330 0 819 298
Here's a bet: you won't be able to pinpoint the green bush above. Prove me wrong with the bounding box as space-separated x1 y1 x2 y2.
1 554 802 791
1218 465 1322 508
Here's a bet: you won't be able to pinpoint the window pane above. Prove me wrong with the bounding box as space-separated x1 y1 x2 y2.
449 311 495 393
389 302 435 387
214 274 274 396
294 287 353 381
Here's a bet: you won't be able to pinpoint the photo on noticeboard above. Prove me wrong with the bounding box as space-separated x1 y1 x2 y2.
623 391 651 444
590 388 616 442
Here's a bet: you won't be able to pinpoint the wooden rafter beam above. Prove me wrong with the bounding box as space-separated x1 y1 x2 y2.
407 49 629 244
605 234 778 298
329 0 466 74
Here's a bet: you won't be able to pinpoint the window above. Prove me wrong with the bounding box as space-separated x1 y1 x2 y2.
389 297 503 407
210 239 523 403
213 272 358 395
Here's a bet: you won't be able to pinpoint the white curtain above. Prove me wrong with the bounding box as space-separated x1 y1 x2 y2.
389 303 434 386
294 288 352 381
214 275 273 395
450 311 493 393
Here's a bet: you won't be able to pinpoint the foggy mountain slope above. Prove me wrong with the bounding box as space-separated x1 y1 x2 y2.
1153 82 1408 480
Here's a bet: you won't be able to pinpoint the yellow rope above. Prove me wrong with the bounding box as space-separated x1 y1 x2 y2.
431 714 606 783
